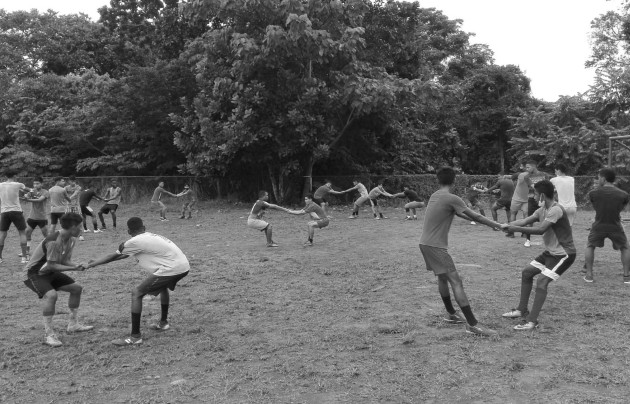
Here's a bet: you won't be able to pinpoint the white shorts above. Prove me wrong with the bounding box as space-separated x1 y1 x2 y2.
247 217 269 231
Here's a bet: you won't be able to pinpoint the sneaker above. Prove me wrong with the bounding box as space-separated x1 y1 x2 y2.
84 229 92 233
530 241 542 246
0 258 3 264
583 275 594 283
465 323 498 337
149 321 170 331
470 221 476 225
443 312 465 324
162 219 169 222
405 216 412 220
78 236 85 241
21 256 29 264
44 334 63 347
93 229 102 233
505 233 515 238
179 216 185 219
67 323 94 333
187 216 192 219
303 240 313 247
502 309 524 318
413 216 418 220
380 216 388 220
111 335 143 346
513 321 539 331
624 276 630 284
266 243 279 248
524 240 531 247
348 216 357 219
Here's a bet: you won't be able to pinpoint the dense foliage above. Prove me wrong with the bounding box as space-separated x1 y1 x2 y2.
2 0 630 200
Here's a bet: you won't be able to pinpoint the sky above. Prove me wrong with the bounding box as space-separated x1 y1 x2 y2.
1 0 624 101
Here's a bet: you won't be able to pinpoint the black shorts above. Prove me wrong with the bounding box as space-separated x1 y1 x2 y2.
419 244 457 275
26 218 48 229
100 204 118 214
313 197 327 205
50 212 65 225
530 251 576 280
587 227 629 250
370 198 379 206
527 197 538 216
80 205 94 216
0 211 27 231
137 271 189 296
495 198 511 210
24 272 75 299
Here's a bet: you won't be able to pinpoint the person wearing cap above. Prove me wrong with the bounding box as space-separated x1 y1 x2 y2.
87 217 190 346
178 184 197 219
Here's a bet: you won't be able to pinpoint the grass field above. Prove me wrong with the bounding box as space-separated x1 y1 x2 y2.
2 200 630 403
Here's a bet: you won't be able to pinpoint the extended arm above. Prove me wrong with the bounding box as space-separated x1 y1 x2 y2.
458 208 501 229
505 218 552 235
42 261 85 273
21 195 47 203
87 252 129 269
285 209 306 215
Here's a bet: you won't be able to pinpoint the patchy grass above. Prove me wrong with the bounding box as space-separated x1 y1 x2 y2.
1 200 630 403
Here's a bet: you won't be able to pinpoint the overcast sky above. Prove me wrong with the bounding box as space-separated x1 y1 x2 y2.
1 0 623 101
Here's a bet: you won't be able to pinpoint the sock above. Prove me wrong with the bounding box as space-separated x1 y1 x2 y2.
131 312 141 336
308 238 313 243
405 208 410 213
441 295 456 315
94 223 98 230
160 304 169 322
527 287 548 323
460 305 477 326
379 213 384 218
518 277 534 314
0 244 4 258
43 315 54 335
374 213 377 218
69 308 78 324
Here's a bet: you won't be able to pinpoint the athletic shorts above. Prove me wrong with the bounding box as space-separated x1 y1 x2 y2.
354 196 372 207
182 201 197 209
151 200 166 209
69 206 79 213
587 227 629 250
495 199 511 210
370 198 379 206
100 204 118 214
24 272 75 299
405 201 424 209
26 218 48 229
313 197 327 205
50 212 65 225
527 197 538 216
467 195 480 205
247 217 269 231
309 218 329 229
510 200 528 213
0 211 27 231
419 244 457 275
137 271 189 296
80 205 94 216
529 251 576 281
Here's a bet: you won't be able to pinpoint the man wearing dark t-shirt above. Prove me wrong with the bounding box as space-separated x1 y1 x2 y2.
501 180 576 330
284 194 329 246
392 186 425 220
80 183 107 233
584 168 630 283
485 174 514 223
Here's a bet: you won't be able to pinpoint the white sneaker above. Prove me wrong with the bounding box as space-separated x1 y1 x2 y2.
470 221 476 225
44 334 63 347
21 256 29 264
67 323 94 333
78 236 85 241
93 229 102 233
524 240 531 247
84 229 92 233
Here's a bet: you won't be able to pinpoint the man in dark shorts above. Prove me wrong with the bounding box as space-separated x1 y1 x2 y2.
485 174 515 225
79 182 107 233
392 186 425 220
247 190 286 247
465 181 488 225
584 168 630 283
0 170 31 265
20 176 50 259
501 180 576 330
419 167 501 337
312 180 346 216
98 179 122 230
23 213 93 347
87 217 190 346
48 177 71 233
284 194 329 246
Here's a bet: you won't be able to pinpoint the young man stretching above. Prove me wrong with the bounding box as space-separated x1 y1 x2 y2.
23 213 93 347
392 186 425 220
179 184 197 219
0 170 31 264
150 181 180 221
48 177 71 233
344 180 372 219
20 177 50 259
485 174 514 225
501 180 576 330
283 194 329 246
247 191 286 247
312 180 346 216
419 167 501 337
99 179 122 230
87 217 190 346
583 168 630 283
368 182 395 220
79 182 107 233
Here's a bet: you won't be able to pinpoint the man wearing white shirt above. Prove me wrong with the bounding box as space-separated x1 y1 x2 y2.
550 164 577 226
87 217 190 346
0 170 31 264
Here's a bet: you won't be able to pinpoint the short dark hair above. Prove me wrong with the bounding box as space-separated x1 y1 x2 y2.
305 193 313 200
69 175 76 181
534 179 555 199
33 176 43 183
436 167 456 186
258 190 268 198
127 217 144 233
53 176 63 183
60 213 83 229
555 163 567 174
4 170 17 178
525 160 538 167
599 168 616 183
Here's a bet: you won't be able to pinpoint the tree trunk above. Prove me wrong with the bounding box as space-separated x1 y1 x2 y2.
268 165 281 203
302 154 314 198
497 134 505 173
